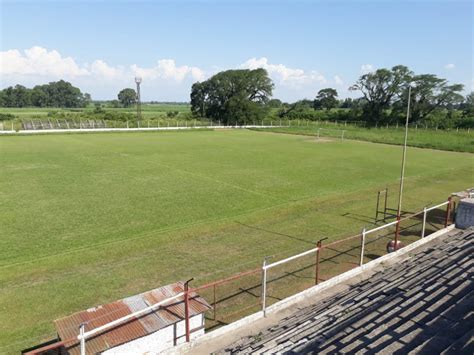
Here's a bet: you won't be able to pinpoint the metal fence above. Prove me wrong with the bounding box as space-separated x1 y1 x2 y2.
25 198 454 355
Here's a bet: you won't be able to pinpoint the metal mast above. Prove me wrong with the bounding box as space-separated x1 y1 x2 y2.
135 77 142 122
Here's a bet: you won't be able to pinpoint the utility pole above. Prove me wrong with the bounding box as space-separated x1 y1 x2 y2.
394 84 413 250
135 77 142 122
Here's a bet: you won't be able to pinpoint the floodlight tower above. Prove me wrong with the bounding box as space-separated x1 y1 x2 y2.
135 77 142 122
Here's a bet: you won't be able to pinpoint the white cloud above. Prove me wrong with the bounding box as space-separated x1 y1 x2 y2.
444 63 455 70
239 57 326 86
131 59 205 82
334 75 344 86
89 60 125 80
0 46 88 77
360 64 374 74
0 46 205 84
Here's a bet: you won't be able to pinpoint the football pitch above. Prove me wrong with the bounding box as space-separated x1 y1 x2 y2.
0 129 472 352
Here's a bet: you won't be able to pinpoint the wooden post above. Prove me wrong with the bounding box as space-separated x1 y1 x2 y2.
444 197 452 228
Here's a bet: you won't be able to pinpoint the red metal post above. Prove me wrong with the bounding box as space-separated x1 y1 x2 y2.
394 214 401 251
315 240 322 285
213 284 217 321
184 290 190 342
444 197 452 228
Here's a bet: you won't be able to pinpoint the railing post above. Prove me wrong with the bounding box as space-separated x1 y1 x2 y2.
261 258 267 317
184 278 194 342
359 228 366 266
79 323 85 355
421 207 427 238
315 240 322 285
444 197 452 228
213 284 217 321
375 190 381 223
394 215 401 251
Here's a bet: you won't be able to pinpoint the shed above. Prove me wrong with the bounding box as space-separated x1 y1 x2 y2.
54 282 211 354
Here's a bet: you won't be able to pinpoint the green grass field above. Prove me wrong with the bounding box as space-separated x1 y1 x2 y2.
253 124 474 153
0 129 472 353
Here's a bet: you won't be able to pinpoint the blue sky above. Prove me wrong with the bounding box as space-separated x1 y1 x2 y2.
1 0 472 101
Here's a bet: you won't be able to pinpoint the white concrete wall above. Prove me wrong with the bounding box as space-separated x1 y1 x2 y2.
0 125 285 135
102 314 204 355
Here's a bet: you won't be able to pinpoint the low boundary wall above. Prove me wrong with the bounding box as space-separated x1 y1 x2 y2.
166 224 455 354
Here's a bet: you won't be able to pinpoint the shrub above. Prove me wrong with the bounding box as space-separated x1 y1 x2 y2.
0 113 16 121
166 111 179 118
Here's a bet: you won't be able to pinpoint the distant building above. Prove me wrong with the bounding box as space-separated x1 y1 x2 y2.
54 282 211 354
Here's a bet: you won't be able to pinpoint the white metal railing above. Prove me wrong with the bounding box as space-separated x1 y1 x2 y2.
260 198 452 316
263 247 320 271
421 200 449 238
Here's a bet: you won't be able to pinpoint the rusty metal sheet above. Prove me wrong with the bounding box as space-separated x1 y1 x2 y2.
54 282 211 355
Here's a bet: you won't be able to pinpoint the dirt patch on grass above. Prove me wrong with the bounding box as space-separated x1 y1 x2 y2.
305 137 333 143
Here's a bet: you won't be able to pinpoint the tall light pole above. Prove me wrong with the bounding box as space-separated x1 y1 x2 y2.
135 77 142 122
393 83 414 250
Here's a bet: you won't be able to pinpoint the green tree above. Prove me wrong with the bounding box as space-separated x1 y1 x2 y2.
0 80 88 108
118 88 137 108
190 81 208 117
267 98 282 108
109 100 121 108
314 88 338 110
393 75 464 123
350 65 412 125
0 90 6 107
461 92 474 117
190 69 274 124
82 93 92 107
32 80 87 107
0 85 31 107
30 87 48 107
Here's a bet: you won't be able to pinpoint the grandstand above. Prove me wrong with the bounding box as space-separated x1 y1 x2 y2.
178 226 473 354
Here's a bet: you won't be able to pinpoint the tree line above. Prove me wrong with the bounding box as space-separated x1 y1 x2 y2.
1 65 472 128
0 80 91 108
190 65 472 128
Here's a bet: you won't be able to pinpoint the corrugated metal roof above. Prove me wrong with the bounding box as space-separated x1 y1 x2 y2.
54 282 211 355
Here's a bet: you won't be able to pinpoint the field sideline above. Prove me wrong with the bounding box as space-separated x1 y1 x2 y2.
0 129 472 353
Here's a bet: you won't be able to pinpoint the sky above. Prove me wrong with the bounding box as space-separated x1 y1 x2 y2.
0 0 472 102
